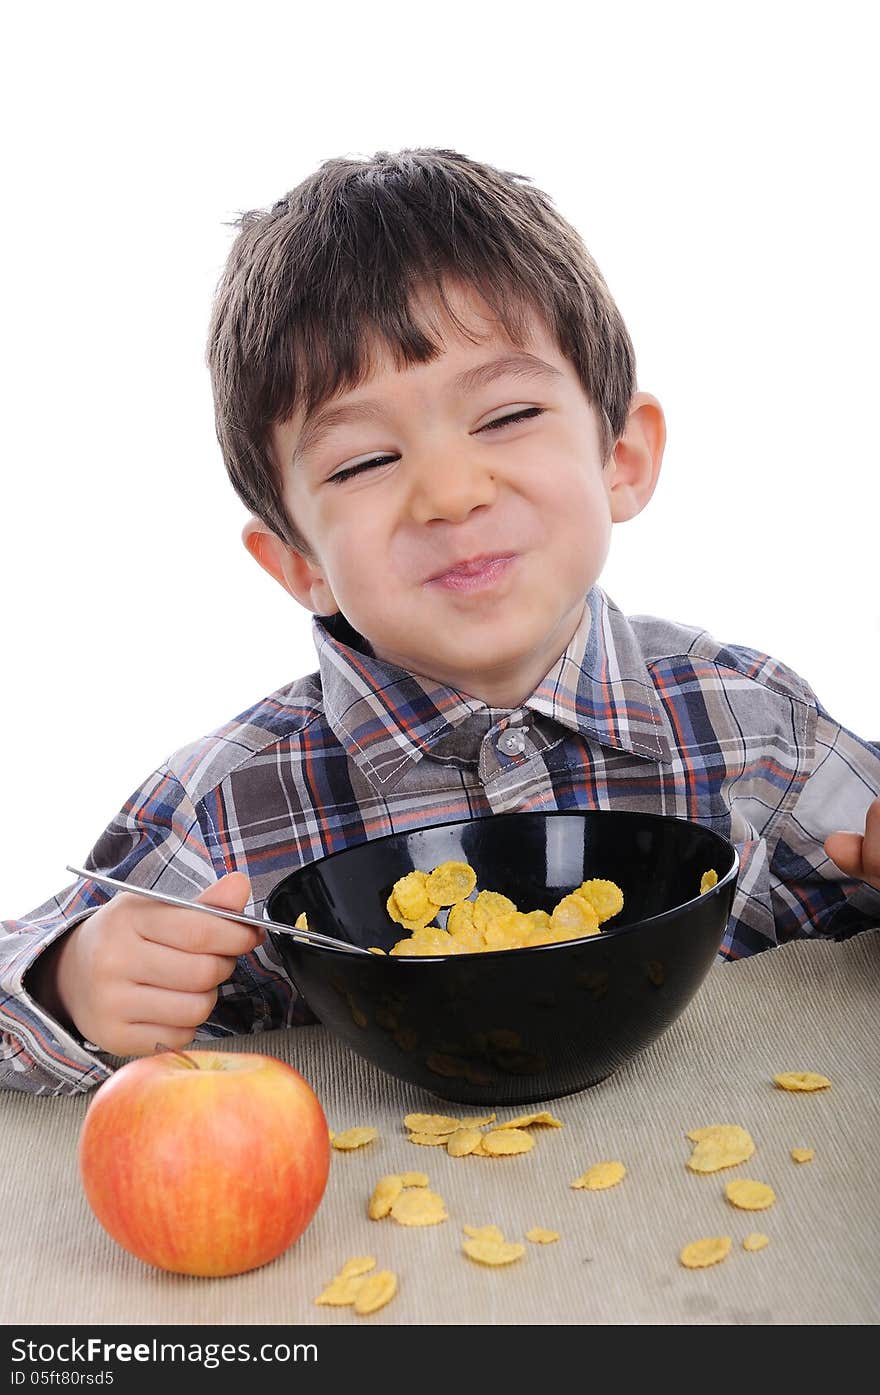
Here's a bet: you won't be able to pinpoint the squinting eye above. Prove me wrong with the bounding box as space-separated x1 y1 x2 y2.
327 406 545 484
480 407 545 432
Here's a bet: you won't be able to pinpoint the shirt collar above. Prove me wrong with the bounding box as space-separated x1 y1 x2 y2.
313 587 671 792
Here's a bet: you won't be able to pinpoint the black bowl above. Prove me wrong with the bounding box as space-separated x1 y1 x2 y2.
265 810 738 1106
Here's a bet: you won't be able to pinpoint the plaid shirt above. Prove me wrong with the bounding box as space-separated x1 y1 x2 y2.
3 586 879 1095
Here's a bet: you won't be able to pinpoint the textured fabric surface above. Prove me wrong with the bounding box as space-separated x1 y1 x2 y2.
2 932 878 1326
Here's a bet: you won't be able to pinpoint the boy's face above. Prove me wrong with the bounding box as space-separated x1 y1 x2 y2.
259 281 662 706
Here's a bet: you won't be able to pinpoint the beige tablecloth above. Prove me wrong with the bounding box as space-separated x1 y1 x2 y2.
2 932 878 1327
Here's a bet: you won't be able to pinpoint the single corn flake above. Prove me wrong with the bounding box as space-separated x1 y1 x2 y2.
294 911 309 930
463 1113 496 1128
447 1127 484 1157
481 1128 535 1156
571 1160 626 1190
368 1175 404 1220
367 946 386 955
549 892 600 937
463 1224 505 1242
399 1171 429 1187
498 1111 563 1130
679 1236 732 1269
404 1112 461 1135
742 1232 770 1252
463 1237 525 1266
773 1071 831 1092
425 860 478 906
473 890 518 933
389 1188 448 1227
353 1269 398 1315
392 870 435 920
724 1179 776 1211
332 1126 378 1151
699 869 718 895
791 1147 815 1164
447 901 477 936
407 1131 450 1147
685 1124 754 1173
576 879 624 923
526 1227 560 1244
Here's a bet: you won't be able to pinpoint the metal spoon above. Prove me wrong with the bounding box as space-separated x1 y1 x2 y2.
65 864 372 957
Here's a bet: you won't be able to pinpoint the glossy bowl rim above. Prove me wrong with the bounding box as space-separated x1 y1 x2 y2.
264 809 740 963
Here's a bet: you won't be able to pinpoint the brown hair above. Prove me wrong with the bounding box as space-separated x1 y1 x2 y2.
206 147 636 552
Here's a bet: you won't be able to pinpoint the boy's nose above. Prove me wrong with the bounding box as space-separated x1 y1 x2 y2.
408 449 497 526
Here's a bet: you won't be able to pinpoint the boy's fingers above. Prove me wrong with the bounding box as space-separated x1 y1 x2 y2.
118 984 220 1031
129 941 239 993
824 831 863 878
128 871 263 956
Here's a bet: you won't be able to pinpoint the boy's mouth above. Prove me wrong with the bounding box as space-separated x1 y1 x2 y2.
425 554 516 592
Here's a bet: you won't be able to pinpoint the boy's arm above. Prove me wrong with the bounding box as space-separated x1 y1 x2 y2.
769 708 880 941
0 763 229 1096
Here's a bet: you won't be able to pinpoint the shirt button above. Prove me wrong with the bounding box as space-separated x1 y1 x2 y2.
497 729 528 756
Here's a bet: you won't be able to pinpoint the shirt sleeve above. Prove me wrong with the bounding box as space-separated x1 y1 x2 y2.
0 763 226 1096
769 704 880 941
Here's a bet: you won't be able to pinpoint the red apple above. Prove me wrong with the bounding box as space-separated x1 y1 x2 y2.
78 1049 331 1277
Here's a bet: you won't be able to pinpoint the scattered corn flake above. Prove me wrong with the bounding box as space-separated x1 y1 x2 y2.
339 1256 377 1279
685 1124 754 1173
481 1128 535 1156
472 890 518 933
463 1112 496 1128
314 1257 376 1306
425 861 478 906
463 1224 505 1242
498 1111 563 1130
571 1160 626 1190
408 1131 452 1147
404 1112 461 1135
314 1274 367 1306
353 1269 398 1315
399 1171 429 1187
389 1188 448 1227
679 1236 732 1269
699 869 719 895
791 1148 815 1164
742 1233 770 1252
447 1127 484 1157
526 1227 560 1244
368 1175 404 1220
773 1071 831 1092
463 1237 525 1266
367 947 386 955
294 912 309 930
331 1126 378 1151
725 1179 776 1211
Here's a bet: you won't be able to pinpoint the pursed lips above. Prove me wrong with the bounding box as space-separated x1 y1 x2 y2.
424 553 517 588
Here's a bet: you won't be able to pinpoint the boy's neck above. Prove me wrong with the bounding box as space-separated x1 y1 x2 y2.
407 599 591 710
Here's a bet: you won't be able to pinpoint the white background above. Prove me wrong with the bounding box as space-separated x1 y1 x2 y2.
2 0 877 916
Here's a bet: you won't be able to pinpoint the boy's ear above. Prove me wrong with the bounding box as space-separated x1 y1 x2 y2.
606 392 666 523
241 517 339 615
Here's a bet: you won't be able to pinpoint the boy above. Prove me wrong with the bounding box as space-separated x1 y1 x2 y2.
2 147 878 1095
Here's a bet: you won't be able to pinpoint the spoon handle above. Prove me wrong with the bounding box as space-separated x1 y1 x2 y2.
64 864 371 957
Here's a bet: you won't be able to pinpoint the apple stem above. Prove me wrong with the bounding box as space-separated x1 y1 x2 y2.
154 1041 198 1069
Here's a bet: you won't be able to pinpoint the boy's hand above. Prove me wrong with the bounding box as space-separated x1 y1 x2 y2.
824 797 880 891
40 872 261 1057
